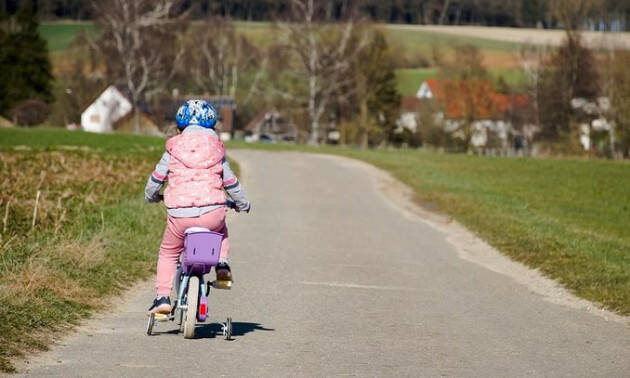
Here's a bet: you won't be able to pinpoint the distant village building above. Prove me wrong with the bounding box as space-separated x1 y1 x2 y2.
571 97 613 151
416 80 435 99
397 96 423 133
81 88 235 138
244 109 297 142
208 96 236 141
399 79 530 150
81 85 132 133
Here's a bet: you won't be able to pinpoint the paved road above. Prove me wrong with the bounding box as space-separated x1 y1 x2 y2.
19 151 630 377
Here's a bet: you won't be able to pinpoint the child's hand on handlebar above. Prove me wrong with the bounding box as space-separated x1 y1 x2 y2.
147 192 164 203
226 200 250 213
226 200 235 208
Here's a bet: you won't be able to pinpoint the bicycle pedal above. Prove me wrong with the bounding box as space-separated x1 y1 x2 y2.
212 280 232 290
154 313 171 321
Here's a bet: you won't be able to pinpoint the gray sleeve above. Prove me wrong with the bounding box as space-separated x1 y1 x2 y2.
222 157 250 212
145 151 170 203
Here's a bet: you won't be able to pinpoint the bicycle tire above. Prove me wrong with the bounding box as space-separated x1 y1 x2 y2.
183 276 199 339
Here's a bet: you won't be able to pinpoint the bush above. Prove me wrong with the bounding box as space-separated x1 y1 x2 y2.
9 100 51 126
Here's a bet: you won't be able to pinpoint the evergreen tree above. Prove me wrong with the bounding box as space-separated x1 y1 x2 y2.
10 0 630 30
538 33 599 142
0 11 8 113
0 5 53 116
356 30 401 146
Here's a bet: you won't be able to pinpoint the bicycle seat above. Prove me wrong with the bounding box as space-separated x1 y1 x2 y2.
182 228 223 275
185 227 211 234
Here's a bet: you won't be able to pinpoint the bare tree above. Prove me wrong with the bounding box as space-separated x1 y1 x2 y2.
438 0 452 25
187 17 260 101
276 0 368 145
92 0 186 133
602 47 630 158
549 0 601 35
519 44 546 150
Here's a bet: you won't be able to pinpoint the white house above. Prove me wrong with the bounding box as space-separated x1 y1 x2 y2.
396 96 423 133
81 86 133 133
416 80 435 99
244 109 297 142
571 97 613 151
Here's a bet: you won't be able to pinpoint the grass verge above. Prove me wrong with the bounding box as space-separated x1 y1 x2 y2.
0 128 242 372
0 127 245 372
0 128 166 372
226 141 630 316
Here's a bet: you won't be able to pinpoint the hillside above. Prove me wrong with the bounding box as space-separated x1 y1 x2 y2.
40 20 534 96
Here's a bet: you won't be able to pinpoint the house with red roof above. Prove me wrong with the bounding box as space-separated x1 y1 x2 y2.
398 78 531 149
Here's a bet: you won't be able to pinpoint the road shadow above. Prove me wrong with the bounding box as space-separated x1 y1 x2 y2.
195 322 274 340
150 328 180 336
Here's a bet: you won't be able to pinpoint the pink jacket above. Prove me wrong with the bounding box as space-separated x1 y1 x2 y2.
163 132 226 209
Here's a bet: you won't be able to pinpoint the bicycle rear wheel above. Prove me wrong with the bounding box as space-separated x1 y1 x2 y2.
173 267 184 330
183 276 199 339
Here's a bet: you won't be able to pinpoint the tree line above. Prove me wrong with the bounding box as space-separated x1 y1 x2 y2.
2 0 629 30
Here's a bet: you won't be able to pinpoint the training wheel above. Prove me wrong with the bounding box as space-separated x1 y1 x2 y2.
225 317 232 340
176 307 183 329
146 313 155 336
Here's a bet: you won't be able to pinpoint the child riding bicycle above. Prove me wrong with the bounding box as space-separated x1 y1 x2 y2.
144 99 250 315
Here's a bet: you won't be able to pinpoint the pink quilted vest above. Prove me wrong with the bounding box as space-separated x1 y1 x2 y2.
164 132 225 209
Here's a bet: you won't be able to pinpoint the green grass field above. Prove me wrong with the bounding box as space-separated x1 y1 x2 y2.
396 67 528 96
39 21 96 51
0 126 163 153
395 68 437 96
488 67 528 87
39 21 520 53
40 21 524 94
225 140 630 316
383 26 520 53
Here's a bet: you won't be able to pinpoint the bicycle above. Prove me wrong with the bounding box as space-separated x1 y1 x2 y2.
146 201 237 339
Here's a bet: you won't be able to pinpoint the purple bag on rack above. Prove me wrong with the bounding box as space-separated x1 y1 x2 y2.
182 227 223 275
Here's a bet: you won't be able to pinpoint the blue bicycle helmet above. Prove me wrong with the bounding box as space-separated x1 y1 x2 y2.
175 99 217 129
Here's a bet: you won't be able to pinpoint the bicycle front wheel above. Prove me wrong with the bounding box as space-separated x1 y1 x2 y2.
183 276 199 339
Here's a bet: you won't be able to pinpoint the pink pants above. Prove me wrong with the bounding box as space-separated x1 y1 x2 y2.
156 208 229 296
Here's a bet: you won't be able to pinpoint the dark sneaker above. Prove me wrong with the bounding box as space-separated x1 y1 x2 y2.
215 262 233 288
147 296 171 316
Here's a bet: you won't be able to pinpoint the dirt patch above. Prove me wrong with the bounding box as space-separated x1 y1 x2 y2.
483 51 520 68
388 25 630 49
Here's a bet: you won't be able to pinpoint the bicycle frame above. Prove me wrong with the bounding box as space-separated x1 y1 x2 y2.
147 202 237 338
176 271 209 320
